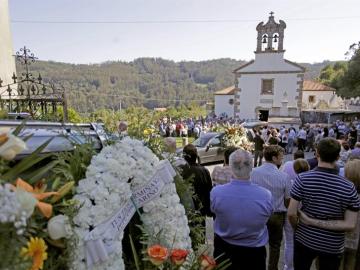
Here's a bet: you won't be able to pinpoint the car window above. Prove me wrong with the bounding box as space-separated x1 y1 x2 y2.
209 137 221 147
192 136 211 147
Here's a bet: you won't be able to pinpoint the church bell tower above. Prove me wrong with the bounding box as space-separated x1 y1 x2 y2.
256 12 286 53
0 0 16 97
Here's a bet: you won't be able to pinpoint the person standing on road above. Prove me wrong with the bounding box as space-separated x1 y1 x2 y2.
305 127 315 152
251 145 292 270
287 128 296 154
288 138 360 270
211 146 238 186
180 144 213 217
211 149 273 270
297 127 307 151
281 154 309 270
254 129 265 167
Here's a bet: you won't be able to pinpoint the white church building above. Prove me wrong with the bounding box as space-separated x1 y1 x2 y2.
215 13 305 124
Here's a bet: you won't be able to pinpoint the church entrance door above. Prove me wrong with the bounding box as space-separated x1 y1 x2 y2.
259 110 269 121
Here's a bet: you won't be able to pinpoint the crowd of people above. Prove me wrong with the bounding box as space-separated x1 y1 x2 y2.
158 116 243 138
172 119 360 270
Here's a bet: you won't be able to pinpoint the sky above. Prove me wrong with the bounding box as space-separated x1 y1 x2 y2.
8 0 360 64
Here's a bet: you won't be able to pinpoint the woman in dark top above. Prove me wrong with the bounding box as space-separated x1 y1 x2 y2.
180 144 213 217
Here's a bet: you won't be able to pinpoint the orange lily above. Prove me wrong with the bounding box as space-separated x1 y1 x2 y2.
13 178 59 218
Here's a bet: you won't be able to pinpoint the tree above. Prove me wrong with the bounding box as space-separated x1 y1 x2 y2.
336 42 360 98
318 62 347 87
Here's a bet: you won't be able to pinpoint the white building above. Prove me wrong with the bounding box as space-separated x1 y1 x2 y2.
231 13 305 122
214 85 235 118
0 0 16 97
302 80 345 110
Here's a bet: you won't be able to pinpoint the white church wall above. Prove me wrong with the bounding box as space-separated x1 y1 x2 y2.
238 73 299 120
239 53 302 72
302 91 335 109
214 95 234 118
0 0 16 97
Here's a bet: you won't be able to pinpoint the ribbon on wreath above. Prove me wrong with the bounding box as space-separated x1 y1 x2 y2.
84 159 176 268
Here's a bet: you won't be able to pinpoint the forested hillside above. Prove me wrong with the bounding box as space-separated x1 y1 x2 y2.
18 58 334 113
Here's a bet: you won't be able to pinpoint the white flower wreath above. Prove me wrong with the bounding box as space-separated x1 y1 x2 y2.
71 137 192 270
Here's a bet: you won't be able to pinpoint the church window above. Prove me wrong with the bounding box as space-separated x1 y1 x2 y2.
308 95 315 103
261 79 274 95
229 98 234 105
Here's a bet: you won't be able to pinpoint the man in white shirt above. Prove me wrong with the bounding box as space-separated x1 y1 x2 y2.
287 128 296 154
297 127 307 151
251 145 292 270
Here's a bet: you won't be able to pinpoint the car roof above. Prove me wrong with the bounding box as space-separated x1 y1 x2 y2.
241 121 267 128
199 132 222 138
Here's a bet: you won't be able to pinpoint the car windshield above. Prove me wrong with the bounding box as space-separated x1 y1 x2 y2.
192 136 213 147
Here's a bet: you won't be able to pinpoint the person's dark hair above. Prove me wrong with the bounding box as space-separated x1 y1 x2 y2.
316 138 341 163
224 146 239 165
342 142 350 151
339 135 346 141
183 144 199 164
263 145 284 162
293 158 310 174
294 150 305 160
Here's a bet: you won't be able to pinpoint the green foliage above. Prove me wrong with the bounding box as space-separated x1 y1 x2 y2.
317 42 360 98
1 139 54 183
318 62 347 88
0 110 8 119
0 224 31 270
125 107 159 139
53 143 95 183
336 41 360 98
89 109 123 132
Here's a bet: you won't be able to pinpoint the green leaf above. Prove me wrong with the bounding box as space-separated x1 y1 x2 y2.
27 160 59 184
22 134 34 142
1 138 53 181
12 120 27 136
129 234 141 270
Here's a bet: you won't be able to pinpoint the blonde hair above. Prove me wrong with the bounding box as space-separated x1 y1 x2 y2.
345 159 360 191
293 158 310 174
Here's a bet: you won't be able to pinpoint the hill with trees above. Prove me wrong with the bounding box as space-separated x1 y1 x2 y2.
17 58 337 114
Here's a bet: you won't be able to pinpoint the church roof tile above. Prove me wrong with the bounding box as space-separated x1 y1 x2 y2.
303 80 336 91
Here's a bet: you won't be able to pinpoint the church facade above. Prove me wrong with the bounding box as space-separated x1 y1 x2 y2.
215 13 305 122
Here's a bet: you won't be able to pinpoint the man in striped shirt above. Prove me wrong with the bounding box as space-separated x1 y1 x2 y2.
251 145 292 270
288 137 360 270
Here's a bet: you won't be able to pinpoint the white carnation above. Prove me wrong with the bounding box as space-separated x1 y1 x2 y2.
71 138 192 269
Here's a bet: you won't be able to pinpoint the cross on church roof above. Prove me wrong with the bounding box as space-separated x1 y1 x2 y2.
269 11 274 17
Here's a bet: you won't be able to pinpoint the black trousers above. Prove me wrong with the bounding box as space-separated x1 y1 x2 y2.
267 212 286 270
297 138 306 151
294 240 343 270
214 234 266 270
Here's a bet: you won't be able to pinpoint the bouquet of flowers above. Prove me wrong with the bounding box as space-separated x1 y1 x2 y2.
0 127 88 270
222 124 254 152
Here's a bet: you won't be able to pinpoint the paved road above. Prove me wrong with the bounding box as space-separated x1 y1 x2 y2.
205 150 317 269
